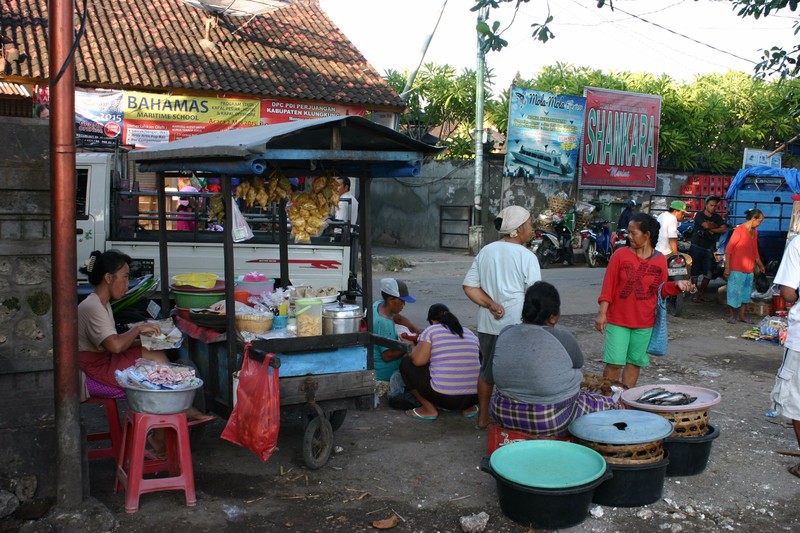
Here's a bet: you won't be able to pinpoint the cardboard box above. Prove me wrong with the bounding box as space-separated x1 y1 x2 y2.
746 301 773 317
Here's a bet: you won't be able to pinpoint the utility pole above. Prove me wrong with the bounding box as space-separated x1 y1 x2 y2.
469 6 488 254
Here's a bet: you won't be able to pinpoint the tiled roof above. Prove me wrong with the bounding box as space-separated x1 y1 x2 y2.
1 0 404 109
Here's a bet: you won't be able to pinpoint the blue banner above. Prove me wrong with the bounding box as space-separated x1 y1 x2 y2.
504 88 586 182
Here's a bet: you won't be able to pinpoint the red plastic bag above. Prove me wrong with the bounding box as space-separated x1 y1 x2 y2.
221 345 280 462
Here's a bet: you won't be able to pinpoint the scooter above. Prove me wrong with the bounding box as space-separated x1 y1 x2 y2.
580 219 613 268
532 214 574 269
612 228 628 254
665 253 691 316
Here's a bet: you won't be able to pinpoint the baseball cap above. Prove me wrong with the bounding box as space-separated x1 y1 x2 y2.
670 200 688 213
380 278 416 303
628 200 637 207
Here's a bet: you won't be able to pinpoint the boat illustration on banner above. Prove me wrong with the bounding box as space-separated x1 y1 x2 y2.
510 145 572 176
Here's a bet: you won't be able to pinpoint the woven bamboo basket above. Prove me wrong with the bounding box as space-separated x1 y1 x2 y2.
236 314 273 334
548 196 575 214
577 438 665 465
656 409 709 438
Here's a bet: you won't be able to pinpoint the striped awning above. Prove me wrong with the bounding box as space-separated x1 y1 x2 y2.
0 82 30 97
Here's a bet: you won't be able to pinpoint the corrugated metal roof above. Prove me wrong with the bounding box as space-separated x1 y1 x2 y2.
0 82 30 97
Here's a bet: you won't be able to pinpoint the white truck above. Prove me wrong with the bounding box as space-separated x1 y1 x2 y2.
76 152 354 289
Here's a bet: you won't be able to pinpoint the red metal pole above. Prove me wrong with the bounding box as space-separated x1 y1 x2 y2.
49 0 82 507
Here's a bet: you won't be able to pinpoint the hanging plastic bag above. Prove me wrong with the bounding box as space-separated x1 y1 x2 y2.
647 283 668 356
221 345 280 462
231 200 254 242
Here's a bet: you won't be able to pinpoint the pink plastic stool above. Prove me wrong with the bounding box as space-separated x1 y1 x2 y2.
84 397 123 460
115 410 196 513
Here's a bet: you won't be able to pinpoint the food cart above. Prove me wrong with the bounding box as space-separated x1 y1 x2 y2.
128 116 441 467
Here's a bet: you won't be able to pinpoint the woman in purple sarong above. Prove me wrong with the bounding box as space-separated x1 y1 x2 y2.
490 282 620 437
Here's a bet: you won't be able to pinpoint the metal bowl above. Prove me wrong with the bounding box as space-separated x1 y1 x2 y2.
124 381 203 414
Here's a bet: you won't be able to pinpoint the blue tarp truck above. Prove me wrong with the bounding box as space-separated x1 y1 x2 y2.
724 165 800 263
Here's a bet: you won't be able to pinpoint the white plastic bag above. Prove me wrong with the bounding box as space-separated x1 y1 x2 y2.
231 200 254 242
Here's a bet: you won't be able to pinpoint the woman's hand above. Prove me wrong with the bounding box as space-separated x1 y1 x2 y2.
594 313 607 334
137 322 162 337
676 280 696 293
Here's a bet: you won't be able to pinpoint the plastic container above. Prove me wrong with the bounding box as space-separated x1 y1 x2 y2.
592 452 670 507
236 276 274 296
272 315 287 330
294 298 322 336
481 451 611 529
171 273 218 289
664 424 720 476
173 290 225 309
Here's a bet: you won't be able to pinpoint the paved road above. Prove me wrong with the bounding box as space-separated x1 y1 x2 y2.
371 246 607 329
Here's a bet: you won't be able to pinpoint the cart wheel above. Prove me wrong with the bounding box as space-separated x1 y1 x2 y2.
329 409 347 432
303 416 333 469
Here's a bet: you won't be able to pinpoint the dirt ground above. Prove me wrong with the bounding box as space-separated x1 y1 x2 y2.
17 247 800 532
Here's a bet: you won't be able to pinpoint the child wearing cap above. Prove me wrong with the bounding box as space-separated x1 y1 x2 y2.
372 278 422 385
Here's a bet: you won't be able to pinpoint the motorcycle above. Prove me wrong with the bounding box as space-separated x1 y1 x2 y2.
665 253 691 316
580 219 613 268
532 213 574 269
612 228 628 254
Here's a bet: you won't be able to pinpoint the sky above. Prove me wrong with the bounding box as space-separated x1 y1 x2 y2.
318 0 799 92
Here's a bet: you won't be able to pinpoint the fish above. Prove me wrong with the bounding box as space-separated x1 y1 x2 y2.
637 387 667 402
650 392 698 406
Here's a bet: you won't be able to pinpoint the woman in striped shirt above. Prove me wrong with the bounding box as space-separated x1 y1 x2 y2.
400 304 481 421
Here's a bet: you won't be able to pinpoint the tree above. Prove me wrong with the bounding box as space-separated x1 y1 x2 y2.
384 64 493 159
486 64 800 173
733 0 800 81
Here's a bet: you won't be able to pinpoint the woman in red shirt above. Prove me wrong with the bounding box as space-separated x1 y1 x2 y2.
723 208 766 324
595 213 695 388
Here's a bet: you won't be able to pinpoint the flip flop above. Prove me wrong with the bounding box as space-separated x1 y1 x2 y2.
691 295 706 303
724 316 737 324
788 464 800 479
404 408 437 421
462 405 479 419
739 318 756 324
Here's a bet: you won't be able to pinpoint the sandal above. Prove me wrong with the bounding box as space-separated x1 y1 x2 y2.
462 405 479 419
739 318 756 324
788 464 800 479
691 295 706 303
724 316 737 324
404 408 437 421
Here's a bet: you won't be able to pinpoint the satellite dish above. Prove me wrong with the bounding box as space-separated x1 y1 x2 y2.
183 0 291 17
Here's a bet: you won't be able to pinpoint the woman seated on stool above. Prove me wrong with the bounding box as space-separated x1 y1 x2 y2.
491 282 619 437
78 250 213 451
400 304 480 421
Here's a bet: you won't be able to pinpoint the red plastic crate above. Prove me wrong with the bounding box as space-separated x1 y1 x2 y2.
681 184 699 195
688 176 702 185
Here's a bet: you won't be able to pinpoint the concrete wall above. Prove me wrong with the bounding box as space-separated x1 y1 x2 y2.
0 118 56 512
368 154 691 250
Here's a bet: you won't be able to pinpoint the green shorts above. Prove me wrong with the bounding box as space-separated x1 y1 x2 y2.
603 323 652 368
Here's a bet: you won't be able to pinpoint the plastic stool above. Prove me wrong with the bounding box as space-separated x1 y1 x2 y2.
84 397 123 460
115 410 196 513
487 422 575 456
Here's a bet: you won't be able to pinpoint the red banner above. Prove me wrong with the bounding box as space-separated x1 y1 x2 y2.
260 98 365 125
579 88 661 190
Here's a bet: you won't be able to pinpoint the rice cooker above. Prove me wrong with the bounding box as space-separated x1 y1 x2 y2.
322 303 364 334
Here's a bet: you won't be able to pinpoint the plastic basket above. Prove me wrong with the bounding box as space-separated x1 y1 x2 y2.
172 273 218 289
